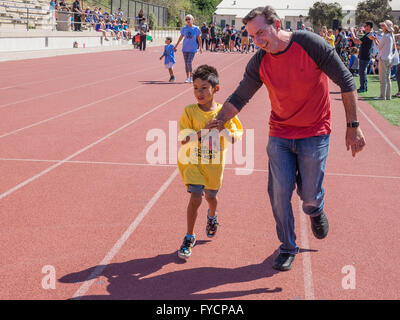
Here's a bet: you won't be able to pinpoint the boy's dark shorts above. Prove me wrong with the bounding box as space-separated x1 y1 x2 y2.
188 184 219 198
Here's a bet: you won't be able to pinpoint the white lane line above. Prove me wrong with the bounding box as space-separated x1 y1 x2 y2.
0 64 160 110
0 55 248 201
298 200 315 300
0 89 192 201
0 51 221 137
1 158 400 180
0 83 146 139
0 58 131 90
358 107 400 156
71 168 178 299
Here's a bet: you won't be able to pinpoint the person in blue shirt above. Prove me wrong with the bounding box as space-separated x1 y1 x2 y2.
160 37 176 82
173 14 202 83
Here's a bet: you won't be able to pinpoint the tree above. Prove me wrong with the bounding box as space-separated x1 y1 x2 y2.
307 1 343 30
355 0 393 26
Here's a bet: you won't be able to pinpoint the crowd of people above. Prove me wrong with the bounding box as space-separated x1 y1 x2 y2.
319 21 400 99
198 22 256 53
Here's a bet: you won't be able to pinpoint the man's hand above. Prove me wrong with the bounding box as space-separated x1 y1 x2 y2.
206 119 225 132
346 127 366 157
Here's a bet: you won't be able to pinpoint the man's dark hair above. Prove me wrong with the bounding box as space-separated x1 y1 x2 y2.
192 65 219 88
365 21 373 28
242 6 279 25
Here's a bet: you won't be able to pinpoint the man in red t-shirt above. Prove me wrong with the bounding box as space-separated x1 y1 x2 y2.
208 6 366 271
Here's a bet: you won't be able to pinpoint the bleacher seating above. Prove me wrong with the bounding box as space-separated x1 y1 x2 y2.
0 0 54 30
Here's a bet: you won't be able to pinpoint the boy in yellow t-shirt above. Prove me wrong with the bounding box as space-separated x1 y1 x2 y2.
177 65 243 259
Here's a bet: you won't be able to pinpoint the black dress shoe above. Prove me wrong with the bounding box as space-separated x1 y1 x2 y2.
310 211 329 239
272 253 295 271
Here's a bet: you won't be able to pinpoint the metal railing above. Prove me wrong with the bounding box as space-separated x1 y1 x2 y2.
0 2 52 31
0 2 181 37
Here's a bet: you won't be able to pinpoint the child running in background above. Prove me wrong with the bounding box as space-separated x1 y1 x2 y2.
159 37 175 82
177 65 243 259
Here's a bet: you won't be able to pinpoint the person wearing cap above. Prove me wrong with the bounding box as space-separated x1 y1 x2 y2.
370 20 395 100
350 21 374 93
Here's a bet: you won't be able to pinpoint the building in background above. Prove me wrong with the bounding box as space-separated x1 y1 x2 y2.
213 0 400 31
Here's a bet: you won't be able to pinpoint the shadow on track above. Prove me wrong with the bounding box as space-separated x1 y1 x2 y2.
60 244 285 300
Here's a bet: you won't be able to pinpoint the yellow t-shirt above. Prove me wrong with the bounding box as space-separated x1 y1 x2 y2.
178 103 243 190
326 34 335 47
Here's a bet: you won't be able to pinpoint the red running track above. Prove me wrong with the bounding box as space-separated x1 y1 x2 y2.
0 46 399 300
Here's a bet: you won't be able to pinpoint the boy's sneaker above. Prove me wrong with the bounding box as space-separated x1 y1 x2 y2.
177 235 196 260
169 76 175 82
189 76 193 83
206 211 219 238
185 77 190 83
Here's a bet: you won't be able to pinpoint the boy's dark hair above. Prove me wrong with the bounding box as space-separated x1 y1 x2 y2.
166 36 172 42
365 21 373 28
242 6 279 25
192 65 219 88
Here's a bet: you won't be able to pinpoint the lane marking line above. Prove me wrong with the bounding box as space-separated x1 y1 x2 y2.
0 52 223 137
357 107 400 156
298 199 315 300
0 83 145 139
0 64 160 110
71 168 178 299
0 55 247 202
1 158 399 180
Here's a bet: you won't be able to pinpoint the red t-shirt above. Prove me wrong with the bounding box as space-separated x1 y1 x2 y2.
227 31 356 139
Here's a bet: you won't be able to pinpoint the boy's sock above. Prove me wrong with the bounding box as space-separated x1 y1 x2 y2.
207 209 217 220
186 233 195 238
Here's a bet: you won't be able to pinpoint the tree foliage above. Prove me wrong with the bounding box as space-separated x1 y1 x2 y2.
307 1 343 29
153 0 222 27
355 0 394 26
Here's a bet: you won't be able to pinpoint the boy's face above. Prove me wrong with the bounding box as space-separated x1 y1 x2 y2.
193 78 219 105
165 39 171 44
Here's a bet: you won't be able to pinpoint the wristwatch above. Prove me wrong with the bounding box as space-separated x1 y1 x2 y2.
347 121 360 128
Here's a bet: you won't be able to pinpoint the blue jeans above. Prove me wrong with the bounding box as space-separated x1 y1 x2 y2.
267 135 330 255
359 59 370 90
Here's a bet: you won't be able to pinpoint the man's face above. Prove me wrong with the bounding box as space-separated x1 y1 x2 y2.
364 24 372 33
246 15 279 53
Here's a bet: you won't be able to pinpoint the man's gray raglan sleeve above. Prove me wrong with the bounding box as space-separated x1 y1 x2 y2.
294 32 356 93
226 50 265 111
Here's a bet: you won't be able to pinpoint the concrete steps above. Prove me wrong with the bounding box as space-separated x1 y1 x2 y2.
0 0 52 30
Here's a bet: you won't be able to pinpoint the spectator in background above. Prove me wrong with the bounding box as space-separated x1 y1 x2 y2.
324 29 335 47
136 9 144 30
241 25 249 53
95 18 109 41
370 20 395 100
173 14 202 83
393 25 400 98
72 0 82 31
139 17 149 51
201 22 210 51
350 21 374 93
349 47 359 76
223 24 231 52
209 22 217 52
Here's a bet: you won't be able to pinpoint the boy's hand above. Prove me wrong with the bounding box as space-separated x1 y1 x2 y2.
159 56 163 60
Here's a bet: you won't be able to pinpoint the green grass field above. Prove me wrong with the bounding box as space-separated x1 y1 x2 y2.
354 75 400 126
